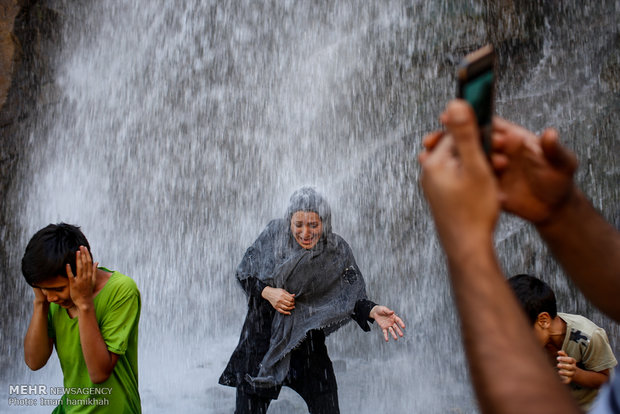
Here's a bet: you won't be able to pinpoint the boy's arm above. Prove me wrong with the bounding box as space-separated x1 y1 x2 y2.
68 247 119 384
491 121 620 321
557 351 611 388
420 101 580 414
23 288 53 370
573 368 610 389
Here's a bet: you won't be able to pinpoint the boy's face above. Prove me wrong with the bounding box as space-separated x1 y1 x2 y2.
33 276 73 308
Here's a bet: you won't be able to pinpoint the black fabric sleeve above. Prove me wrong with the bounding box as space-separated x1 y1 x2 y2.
238 276 268 299
352 298 377 332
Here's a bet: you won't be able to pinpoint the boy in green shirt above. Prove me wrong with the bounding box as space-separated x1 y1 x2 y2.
22 223 141 413
508 274 617 410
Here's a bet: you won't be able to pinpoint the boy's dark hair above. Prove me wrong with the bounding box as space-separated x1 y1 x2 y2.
21 223 92 286
507 274 557 324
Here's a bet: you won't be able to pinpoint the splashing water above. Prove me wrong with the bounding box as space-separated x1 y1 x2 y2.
2 1 619 413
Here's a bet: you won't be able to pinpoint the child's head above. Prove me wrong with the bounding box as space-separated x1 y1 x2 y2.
508 274 557 345
21 223 92 286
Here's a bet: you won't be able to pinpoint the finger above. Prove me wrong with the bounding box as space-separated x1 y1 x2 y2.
423 130 456 165
81 245 92 262
389 326 398 340
80 246 92 276
383 329 389 342
394 316 406 330
92 261 99 284
492 116 514 133
422 131 444 150
442 100 486 169
419 132 453 165
540 128 578 173
65 263 75 279
392 323 404 337
66 264 75 290
418 149 430 164
75 250 83 278
490 153 508 172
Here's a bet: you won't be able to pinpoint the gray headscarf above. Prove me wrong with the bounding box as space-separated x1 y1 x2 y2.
241 187 367 388
285 186 332 237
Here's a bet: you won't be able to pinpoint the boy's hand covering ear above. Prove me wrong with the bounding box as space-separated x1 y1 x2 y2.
67 246 98 308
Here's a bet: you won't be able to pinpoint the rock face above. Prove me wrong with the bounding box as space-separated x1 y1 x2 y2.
0 0 59 257
0 0 60 376
0 1 20 110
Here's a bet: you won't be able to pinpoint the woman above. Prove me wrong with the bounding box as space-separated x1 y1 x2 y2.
219 187 405 414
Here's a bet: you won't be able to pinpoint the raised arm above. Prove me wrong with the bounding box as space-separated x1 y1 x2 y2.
23 288 53 370
492 120 620 321
68 247 119 384
419 100 580 414
537 189 620 321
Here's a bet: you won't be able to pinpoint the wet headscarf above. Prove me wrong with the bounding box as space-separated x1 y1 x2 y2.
239 187 367 388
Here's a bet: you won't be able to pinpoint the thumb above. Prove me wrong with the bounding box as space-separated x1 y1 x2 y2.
442 100 487 169
540 128 578 173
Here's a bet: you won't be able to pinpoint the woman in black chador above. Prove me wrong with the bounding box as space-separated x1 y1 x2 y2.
219 187 405 414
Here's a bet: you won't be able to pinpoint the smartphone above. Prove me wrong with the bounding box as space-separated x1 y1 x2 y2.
457 44 496 156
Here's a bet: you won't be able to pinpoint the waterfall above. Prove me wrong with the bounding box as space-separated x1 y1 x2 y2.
2 1 618 412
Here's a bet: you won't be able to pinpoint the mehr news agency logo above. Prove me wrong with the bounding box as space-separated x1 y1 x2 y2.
8 384 112 407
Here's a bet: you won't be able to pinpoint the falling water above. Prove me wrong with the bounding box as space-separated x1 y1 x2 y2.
2 1 619 413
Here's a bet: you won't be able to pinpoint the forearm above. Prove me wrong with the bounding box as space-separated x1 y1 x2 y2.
446 238 580 414
537 189 620 321
240 276 268 298
24 301 53 370
77 302 116 383
572 368 610 389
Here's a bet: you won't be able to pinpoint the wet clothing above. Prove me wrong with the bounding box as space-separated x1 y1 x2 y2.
48 270 141 413
219 218 376 405
558 313 617 410
241 219 369 387
234 330 341 414
218 274 376 400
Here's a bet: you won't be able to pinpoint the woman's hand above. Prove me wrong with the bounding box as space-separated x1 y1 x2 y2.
261 286 295 315
369 305 405 342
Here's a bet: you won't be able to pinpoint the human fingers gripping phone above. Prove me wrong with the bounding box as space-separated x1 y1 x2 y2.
457 44 496 156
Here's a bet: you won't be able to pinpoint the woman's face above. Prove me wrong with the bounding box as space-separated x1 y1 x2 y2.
290 211 323 249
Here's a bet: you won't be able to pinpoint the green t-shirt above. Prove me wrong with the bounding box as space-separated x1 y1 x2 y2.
47 270 141 413
559 312 617 410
